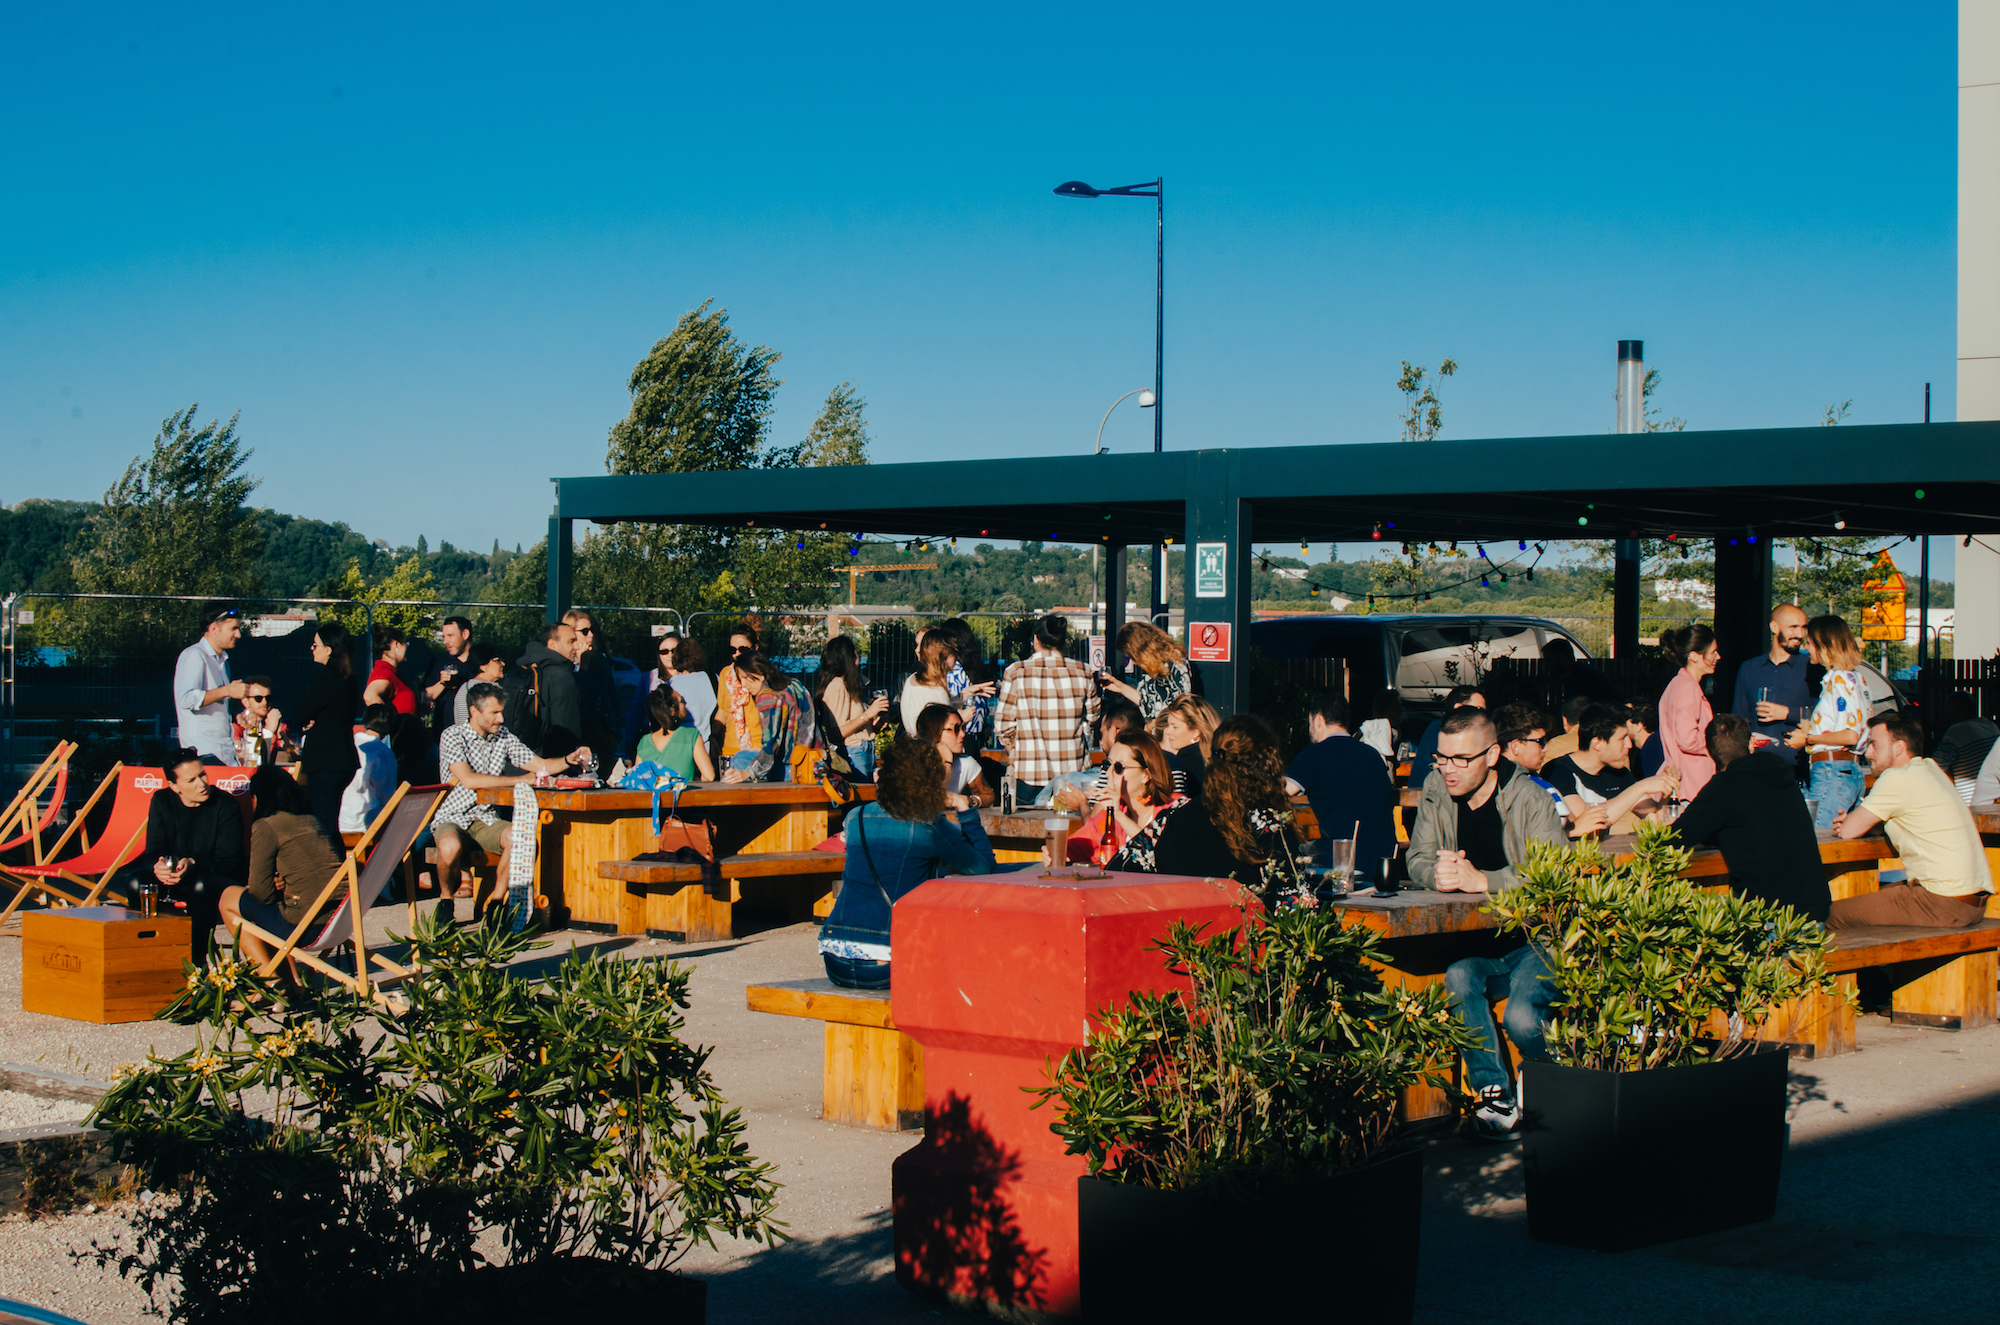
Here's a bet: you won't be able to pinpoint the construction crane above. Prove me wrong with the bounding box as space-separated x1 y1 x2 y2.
828 563 937 606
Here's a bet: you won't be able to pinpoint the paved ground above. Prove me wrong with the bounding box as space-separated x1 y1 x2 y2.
1 907 1996 1323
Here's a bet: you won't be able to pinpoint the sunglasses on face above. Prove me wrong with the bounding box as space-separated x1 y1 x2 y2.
658 647 678 658
732 646 753 657
245 693 272 704
943 723 963 734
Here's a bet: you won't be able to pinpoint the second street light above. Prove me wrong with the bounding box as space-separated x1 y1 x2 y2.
1056 175 1166 625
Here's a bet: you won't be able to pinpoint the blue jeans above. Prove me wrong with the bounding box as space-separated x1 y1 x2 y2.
824 952 890 989
727 750 791 782
845 742 876 778
1444 945 1555 1093
1807 759 1862 831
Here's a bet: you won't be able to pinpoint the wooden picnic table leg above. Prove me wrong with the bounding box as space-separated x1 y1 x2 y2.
1891 949 1999 1030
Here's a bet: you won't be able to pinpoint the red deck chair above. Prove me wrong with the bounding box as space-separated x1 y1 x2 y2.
0 742 75 859
0 764 170 926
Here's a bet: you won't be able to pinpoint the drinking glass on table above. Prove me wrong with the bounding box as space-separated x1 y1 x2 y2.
1322 838 1355 897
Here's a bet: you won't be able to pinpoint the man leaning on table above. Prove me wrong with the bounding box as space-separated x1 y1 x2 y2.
1407 707 1568 1142
1829 711 1993 929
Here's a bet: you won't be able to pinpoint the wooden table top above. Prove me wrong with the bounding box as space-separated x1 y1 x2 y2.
475 782 870 811
1973 803 2000 834
980 808 1084 839
1333 834 1898 938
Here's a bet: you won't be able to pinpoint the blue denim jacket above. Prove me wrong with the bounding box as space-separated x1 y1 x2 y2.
820 804 995 957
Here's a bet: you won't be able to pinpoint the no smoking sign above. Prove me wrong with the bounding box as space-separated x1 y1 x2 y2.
1188 622 1232 662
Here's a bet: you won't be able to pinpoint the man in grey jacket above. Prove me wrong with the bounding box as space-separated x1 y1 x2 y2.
1407 707 1567 1140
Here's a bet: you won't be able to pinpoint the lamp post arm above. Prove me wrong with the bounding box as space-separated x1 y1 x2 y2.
1094 389 1153 455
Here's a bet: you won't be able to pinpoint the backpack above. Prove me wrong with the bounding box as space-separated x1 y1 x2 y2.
500 660 544 751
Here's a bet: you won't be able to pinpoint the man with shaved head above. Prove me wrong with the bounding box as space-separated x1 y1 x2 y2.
1732 602 1811 766
1407 704 1568 1141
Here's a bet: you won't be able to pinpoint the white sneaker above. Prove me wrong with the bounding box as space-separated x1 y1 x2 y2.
1469 1084 1521 1141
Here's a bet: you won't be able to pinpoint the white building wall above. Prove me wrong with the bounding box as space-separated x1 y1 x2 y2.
1960 1 2000 659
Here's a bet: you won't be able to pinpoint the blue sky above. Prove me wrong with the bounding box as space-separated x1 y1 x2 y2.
0 2 1959 574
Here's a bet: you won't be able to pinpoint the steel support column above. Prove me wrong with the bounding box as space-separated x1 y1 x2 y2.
1712 536 1773 709
1613 538 1642 659
547 515 574 625
1104 545 1127 646
1182 452 1252 718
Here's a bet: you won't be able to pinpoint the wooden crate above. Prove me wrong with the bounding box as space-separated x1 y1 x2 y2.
22 907 192 1023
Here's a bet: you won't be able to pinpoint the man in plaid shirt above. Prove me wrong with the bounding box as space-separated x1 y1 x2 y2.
993 616 1102 796
434 681 591 919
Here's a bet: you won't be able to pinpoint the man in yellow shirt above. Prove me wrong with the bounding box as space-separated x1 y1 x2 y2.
1830 711 1993 929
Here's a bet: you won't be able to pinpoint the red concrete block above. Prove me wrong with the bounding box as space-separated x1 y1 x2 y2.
890 870 1252 1319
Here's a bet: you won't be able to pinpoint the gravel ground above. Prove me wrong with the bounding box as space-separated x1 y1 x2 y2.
0 1091 88 1133
2 908 1997 1324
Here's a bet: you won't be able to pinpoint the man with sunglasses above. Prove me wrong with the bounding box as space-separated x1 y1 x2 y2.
231 675 291 762
174 601 248 765
563 609 623 770
1408 705 1567 1141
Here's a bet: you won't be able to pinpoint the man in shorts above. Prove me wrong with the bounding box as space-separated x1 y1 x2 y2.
434 681 593 919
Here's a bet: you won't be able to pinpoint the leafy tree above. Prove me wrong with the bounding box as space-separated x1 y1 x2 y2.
589 306 864 613
61 406 263 657
252 511 388 597
319 555 441 636
1642 367 1686 432
1397 358 1457 443
0 499 93 595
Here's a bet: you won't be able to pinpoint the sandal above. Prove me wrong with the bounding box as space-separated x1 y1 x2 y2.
452 882 475 900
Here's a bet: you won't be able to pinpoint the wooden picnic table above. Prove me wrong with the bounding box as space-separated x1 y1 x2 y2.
979 807 1084 864
475 781 862 936
1333 831 1901 1120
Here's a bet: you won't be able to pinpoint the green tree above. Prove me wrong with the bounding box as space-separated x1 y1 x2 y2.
1397 358 1457 443
1642 367 1686 432
63 405 263 657
318 555 442 636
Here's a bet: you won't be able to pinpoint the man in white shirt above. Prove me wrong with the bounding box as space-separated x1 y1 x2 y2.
173 602 247 764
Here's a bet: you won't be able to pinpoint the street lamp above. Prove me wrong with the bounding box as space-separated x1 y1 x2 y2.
1056 176 1165 624
1093 388 1156 454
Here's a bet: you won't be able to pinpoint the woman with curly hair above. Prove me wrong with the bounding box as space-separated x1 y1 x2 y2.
818 734 996 988
1152 714 1311 906
1102 620 1192 721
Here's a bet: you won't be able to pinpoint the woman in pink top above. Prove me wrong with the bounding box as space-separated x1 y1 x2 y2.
1657 623 1720 800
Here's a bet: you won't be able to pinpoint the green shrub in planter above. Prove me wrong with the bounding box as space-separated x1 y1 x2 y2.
85 912 785 1325
1483 822 1845 1069
1483 822 1851 1251
1031 899 1474 1322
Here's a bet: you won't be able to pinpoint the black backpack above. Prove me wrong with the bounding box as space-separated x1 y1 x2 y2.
500 660 544 751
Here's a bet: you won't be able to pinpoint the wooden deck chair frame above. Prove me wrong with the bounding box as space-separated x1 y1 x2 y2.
230 783 448 1007
0 742 76 860
0 761 150 927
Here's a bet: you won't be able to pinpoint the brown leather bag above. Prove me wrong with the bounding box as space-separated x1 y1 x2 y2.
651 783 715 862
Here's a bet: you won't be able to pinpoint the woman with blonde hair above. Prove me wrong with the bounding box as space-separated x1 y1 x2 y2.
1657 622 1719 800
1155 694 1220 797
1786 614 1870 830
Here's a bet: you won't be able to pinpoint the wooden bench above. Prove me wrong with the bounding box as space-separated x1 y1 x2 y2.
745 978 924 1131
596 851 845 941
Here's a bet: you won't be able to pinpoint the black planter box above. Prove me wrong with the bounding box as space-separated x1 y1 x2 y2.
392 1257 705 1325
1522 1046 1788 1253
1079 1146 1421 1324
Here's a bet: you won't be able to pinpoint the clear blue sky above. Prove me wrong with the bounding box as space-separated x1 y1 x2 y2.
0 2 1959 575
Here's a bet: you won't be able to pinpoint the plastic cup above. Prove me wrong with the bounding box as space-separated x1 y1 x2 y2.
1044 817 1072 869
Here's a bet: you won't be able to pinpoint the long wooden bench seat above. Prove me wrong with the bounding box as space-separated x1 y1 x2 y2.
746 978 923 1131
1758 917 2000 1057
595 851 845 940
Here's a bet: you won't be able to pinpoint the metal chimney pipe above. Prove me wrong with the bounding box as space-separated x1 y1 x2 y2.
1616 339 1644 433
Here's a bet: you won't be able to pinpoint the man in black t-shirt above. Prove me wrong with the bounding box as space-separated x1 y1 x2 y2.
1537 704 1674 834
422 616 476 740
1407 708 1567 1141
1671 714 1829 923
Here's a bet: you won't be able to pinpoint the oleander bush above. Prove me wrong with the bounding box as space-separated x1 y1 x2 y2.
86 910 784 1324
1031 898 1475 1191
1483 821 1846 1072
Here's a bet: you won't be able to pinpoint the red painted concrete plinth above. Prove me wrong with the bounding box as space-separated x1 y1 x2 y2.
889 870 1251 1319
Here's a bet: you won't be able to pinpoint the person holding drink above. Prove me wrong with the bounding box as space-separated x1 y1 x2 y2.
1785 615 1871 832
1731 604 1811 764
1657 623 1720 801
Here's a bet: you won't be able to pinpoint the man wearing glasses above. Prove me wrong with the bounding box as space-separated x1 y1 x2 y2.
174 601 247 765
231 675 291 762
563 609 623 770
1407 705 1567 1141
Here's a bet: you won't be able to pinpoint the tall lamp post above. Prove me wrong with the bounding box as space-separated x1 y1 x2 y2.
1055 177 1166 626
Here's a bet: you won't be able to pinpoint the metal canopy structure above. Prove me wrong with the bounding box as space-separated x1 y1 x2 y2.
547 421 2000 715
